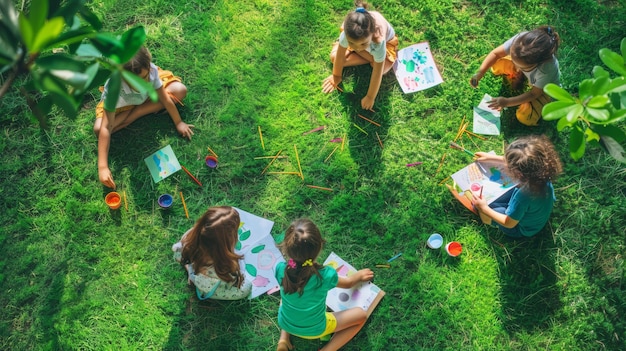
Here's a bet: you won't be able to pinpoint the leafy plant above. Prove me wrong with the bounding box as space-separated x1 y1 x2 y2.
542 38 626 162
0 0 154 127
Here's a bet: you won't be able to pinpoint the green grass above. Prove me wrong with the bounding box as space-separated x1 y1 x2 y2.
1 0 625 350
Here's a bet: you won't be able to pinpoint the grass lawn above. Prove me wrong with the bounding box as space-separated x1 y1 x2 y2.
1 0 625 350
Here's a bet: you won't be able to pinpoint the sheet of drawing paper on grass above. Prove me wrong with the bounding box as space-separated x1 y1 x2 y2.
450 152 517 205
473 94 501 135
144 145 181 183
323 252 385 317
393 42 443 93
234 208 285 299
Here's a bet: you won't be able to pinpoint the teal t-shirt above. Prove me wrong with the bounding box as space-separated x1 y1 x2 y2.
275 261 338 336
506 182 556 236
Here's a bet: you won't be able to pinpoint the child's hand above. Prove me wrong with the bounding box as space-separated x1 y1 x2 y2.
471 192 488 209
470 74 481 88
355 268 374 282
176 122 195 140
487 97 508 110
474 151 492 162
322 75 342 94
361 95 375 111
99 166 116 189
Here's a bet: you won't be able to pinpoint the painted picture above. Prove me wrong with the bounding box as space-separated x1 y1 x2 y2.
473 94 501 135
144 145 181 183
450 152 517 205
393 42 443 93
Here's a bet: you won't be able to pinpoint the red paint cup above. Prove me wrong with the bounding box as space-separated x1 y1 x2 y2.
445 241 462 257
205 155 218 168
105 192 121 210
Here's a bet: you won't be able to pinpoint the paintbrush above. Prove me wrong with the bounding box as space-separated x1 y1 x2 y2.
449 141 475 157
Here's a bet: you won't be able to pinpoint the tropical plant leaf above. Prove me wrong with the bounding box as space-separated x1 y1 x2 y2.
36 54 84 71
569 125 586 160
600 48 626 77
91 33 124 62
591 124 626 142
578 79 594 100
75 42 103 58
48 91 79 118
121 70 158 102
600 135 626 163
31 17 65 53
556 115 571 131
117 26 146 64
585 127 600 143
28 0 48 34
592 66 609 79
586 95 610 109
78 5 102 30
48 27 96 48
591 76 610 96
542 101 581 121
103 70 121 112
544 83 575 102
585 107 610 122
18 13 34 51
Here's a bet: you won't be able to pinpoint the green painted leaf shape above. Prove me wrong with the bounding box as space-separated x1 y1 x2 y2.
251 245 265 254
121 70 157 102
235 241 241 251
239 229 251 241
245 263 257 277
544 83 574 102
600 48 626 77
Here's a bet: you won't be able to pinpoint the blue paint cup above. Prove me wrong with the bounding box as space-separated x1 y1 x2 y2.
158 194 173 208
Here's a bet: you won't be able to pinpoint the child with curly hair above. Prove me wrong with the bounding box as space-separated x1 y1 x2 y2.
470 26 561 126
471 135 563 238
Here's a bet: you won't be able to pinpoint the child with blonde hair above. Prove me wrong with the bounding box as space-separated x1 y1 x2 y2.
275 219 374 351
172 206 252 300
470 26 561 126
322 0 398 110
471 135 563 238
94 46 194 189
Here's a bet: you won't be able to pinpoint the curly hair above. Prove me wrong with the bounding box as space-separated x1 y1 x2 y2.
510 26 560 66
280 219 325 296
180 206 244 288
505 135 563 195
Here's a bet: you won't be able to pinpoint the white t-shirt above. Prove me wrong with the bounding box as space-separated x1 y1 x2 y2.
503 33 560 88
100 62 163 108
338 11 395 63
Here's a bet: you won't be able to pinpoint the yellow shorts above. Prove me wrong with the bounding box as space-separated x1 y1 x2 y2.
516 93 551 126
95 67 182 119
295 312 337 340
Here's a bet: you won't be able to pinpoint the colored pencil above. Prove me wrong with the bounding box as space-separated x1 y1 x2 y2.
464 130 487 140
294 144 304 180
330 138 343 143
375 131 384 149
406 162 423 167
302 126 325 135
268 171 301 175
341 133 346 151
479 186 484 199
254 155 287 159
454 115 466 141
357 114 381 127
167 91 185 106
438 176 451 185
123 191 128 211
180 191 189 219
334 84 343 92
306 184 334 192
261 150 282 174
207 146 218 158
435 152 447 176
387 252 403 263
375 264 390 268
449 141 475 157
352 123 368 135
324 146 339 163
181 165 202 187
258 126 265 150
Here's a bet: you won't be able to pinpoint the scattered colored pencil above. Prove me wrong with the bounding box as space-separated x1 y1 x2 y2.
438 176 451 185
352 123 368 135
387 252 403 263
167 91 185 106
464 130 487 140
435 152 447 176
306 185 334 192
375 131 384 149
406 162 423 167
261 150 282 175
341 133 346 151
123 191 128 211
375 264 390 268
181 165 202 187
294 144 304 180
302 126 325 135
449 141 475 157
330 138 343 143
454 115 466 141
254 155 287 159
334 84 343 92
207 146 218 158
324 146 339 163
258 126 265 150
357 114 381 127
268 171 301 175
180 191 189 219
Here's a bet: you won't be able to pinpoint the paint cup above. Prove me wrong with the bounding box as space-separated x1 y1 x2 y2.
427 233 443 249
158 194 173 209
205 155 218 168
445 241 462 257
105 192 121 210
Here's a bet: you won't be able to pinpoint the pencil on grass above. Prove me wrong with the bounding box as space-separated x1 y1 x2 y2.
324 146 339 163
294 144 304 180
207 146 218 158
261 150 282 174
258 126 265 150
306 185 333 191
375 131 383 149
180 191 189 219
357 114 381 127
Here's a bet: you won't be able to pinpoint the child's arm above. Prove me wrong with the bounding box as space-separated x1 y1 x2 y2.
97 110 116 189
322 45 348 93
474 151 505 164
470 45 506 88
487 86 544 110
471 193 519 228
362 61 384 110
156 87 194 140
336 268 374 289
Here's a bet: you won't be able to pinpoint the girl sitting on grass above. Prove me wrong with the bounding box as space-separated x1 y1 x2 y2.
322 0 398 111
471 135 563 238
94 46 194 189
172 206 251 300
470 26 561 126
274 219 373 351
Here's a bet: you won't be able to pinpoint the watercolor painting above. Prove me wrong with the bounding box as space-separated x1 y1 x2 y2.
393 42 443 94
473 94 501 135
323 252 385 317
144 145 181 183
234 208 284 299
450 153 517 205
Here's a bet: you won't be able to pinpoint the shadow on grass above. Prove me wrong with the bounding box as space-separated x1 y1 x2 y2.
485 226 561 333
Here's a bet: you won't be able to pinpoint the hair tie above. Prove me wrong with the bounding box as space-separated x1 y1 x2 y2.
287 258 297 269
355 7 366 13
302 259 313 267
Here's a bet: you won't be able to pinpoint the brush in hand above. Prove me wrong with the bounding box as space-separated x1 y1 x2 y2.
449 141 475 157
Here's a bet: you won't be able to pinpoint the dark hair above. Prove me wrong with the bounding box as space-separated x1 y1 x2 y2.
510 26 560 66
280 219 325 296
505 134 563 195
344 1 377 41
180 206 244 287
123 46 152 74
